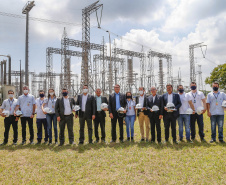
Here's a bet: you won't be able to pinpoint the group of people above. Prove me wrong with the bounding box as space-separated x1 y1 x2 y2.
0 81 225 146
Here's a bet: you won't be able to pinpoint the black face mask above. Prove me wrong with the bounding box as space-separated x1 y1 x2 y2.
213 87 218 91
126 96 132 99
62 92 68 97
178 89 184 93
191 86 196 90
40 94 44 98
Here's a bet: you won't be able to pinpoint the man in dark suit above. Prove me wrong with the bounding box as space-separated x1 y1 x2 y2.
75 85 95 144
135 87 150 142
94 88 108 143
162 84 182 144
55 88 76 146
146 86 163 143
108 84 126 143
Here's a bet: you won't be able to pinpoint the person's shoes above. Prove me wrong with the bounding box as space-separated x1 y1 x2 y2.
187 139 193 143
30 141 34 145
94 140 99 143
179 138 183 142
21 141 26 145
140 139 145 142
173 140 178 144
201 138 206 142
210 139 216 143
36 141 41 145
44 141 48 144
151 141 155 143
0 142 7 146
89 141 93 144
127 137 130 141
219 140 225 143
163 140 169 144
13 142 17 145
131 137 134 142
55 141 58 145
120 140 124 143
58 143 64 146
158 141 161 144
110 140 116 143
101 140 106 143
191 137 195 141
146 139 149 142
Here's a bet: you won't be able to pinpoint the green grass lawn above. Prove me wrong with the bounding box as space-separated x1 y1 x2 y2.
0 113 226 184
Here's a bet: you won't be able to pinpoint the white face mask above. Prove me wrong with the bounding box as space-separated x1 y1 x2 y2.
23 90 29 94
8 94 14 98
83 89 88 93
139 91 144 95
49 92 54 96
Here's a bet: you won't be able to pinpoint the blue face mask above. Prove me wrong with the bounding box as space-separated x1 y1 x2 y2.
178 89 184 93
213 87 218 91
62 92 68 97
191 86 196 90
40 94 44 98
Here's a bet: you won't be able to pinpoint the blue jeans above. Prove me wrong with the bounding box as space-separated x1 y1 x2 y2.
210 115 224 141
46 114 58 142
125 115 135 138
178 114 191 140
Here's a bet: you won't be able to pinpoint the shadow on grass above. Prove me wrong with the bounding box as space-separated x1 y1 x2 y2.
0 139 225 153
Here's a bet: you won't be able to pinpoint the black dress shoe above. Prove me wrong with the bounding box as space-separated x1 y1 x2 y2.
44 141 48 144
94 140 99 143
79 142 84 145
210 139 216 143
201 138 206 142
110 140 116 143
127 137 130 141
70 142 75 145
58 143 64 146
120 140 124 143
173 140 178 144
187 139 193 143
219 140 225 143
13 142 17 145
21 141 26 145
0 142 7 146
140 139 145 142
36 141 41 145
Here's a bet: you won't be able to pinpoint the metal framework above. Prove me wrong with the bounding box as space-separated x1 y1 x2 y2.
81 1 103 88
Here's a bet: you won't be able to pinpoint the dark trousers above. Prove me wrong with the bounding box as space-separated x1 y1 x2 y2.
59 114 74 144
21 117 34 142
111 112 124 141
4 116 18 143
36 118 48 142
79 113 93 143
190 113 205 140
163 113 177 141
149 114 161 142
94 112 106 141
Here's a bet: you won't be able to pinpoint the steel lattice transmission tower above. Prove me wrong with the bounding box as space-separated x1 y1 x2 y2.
197 65 203 91
81 1 103 88
189 42 207 83
22 1 35 86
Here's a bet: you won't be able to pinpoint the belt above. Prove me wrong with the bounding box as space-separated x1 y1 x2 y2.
97 111 102 113
64 114 72 116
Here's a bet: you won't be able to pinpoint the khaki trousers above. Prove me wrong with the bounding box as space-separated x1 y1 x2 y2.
138 112 150 139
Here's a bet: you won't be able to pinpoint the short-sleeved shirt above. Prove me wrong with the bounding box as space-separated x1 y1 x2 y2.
188 91 205 112
1 98 18 115
36 98 47 119
126 99 136 116
17 94 36 117
178 93 192 114
44 97 56 113
207 92 226 115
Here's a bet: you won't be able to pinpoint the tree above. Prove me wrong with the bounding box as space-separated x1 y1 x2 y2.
205 63 226 90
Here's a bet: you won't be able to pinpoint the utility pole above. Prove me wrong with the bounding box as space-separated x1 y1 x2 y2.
22 1 35 86
197 65 203 91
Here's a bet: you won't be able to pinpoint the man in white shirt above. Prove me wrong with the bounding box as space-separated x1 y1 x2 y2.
35 90 48 145
55 88 76 146
76 85 96 144
188 81 207 142
177 85 195 143
0 90 18 145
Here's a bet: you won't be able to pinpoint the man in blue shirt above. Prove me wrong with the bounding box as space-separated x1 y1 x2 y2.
14 85 36 145
207 82 226 143
108 84 126 143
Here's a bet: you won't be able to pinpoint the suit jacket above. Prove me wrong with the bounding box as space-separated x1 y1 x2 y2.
94 96 108 117
146 94 163 117
108 93 126 116
76 94 95 119
162 93 182 118
55 97 76 119
135 95 148 116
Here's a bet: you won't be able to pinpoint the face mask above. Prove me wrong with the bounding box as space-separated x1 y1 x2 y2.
62 92 68 97
213 87 218 91
23 90 29 94
190 86 196 90
8 94 14 98
178 89 184 93
139 91 144 95
126 96 132 99
83 89 88 93
40 94 45 98
49 92 54 96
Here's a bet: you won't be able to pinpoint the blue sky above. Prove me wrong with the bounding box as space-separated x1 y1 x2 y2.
0 0 226 91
